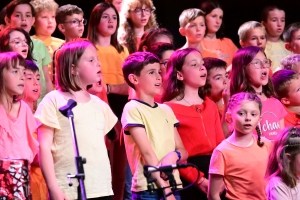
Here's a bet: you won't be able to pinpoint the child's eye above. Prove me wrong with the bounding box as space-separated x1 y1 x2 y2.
102 15 108 19
27 77 32 80
238 112 244 116
26 15 32 18
113 16 117 20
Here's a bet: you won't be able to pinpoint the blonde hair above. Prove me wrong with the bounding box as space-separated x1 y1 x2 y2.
118 0 158 54
179 8 205 28
238 21 267 41
30 0 59 13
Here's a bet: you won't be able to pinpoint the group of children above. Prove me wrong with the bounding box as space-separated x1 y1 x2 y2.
1 0 300 200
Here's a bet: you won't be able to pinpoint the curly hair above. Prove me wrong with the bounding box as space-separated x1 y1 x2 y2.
118 0 158 54
30 0 59 13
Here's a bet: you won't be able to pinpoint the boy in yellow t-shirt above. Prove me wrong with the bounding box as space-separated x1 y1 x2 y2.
30 0 64 82
121 52 188 199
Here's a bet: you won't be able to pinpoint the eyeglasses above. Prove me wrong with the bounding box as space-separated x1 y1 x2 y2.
63 19 87 26
159 61 168 67
249 59 271 69
132 8 154 15
9 39 28 47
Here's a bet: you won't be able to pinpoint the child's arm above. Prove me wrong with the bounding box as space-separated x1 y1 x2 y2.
108 83 129 95
42 64 53 93
279 119 284 130
128 126 176 200
38 124 68 200
208 174 224 200
159 128 188 166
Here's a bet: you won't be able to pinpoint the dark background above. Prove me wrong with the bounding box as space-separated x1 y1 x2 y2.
1 0 300 48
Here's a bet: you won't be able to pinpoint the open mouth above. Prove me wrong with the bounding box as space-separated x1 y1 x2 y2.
97 80 102 86
22 49 27 53
244 124 252 128
200 73 207 78
108 25 114 29
32 89 38 92
154 83 161 86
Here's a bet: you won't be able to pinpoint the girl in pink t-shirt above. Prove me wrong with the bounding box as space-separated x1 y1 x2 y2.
0 52 39 199
230 46 286 141
208 92 271 200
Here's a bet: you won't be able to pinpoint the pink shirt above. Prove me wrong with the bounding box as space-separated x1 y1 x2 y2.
0 101 38 163
260 98 287 140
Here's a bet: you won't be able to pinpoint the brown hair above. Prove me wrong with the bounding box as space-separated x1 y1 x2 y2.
137 28 173 52
55 4 84 25
162 48 206 102
0 26 34 61
266 127 300 188
87 2 124 53
230 46 275 98
6 0 36 19
227 92 264 147
55 39 95 92
203 57 227 96
0 52 27 110
122 51 159 89
271 69 299 100
118 0 158 54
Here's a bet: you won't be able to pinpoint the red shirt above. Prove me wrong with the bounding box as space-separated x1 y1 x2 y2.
165 97 224 182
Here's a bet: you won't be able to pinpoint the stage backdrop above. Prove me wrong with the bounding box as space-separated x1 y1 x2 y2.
1 0 300 48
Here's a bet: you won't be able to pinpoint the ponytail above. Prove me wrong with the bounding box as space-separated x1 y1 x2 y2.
256 126 264 147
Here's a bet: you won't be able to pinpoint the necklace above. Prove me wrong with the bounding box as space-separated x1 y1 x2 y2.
256 91 263 95
182 98 202 113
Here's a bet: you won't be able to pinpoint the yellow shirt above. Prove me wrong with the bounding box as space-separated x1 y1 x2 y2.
34 90 117 199
32 35 64 81
96 45 129 85
121 99 182 192
265 40 291 71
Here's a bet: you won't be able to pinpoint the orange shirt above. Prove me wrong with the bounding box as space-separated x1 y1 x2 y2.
209 136 272 200
165 97 224 182
201 37 238 65
284 107 300 128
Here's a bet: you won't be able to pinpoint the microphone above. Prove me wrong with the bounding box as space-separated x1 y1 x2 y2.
59 99 77 117
144 163 188 173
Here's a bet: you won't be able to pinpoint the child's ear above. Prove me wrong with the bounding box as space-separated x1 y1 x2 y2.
176 71 183 81
58 24 65 33
239 40 245 48
285 43 293 52
261 21 266 27
71 64 78 75
285 153 291 162
4 16 10 25
30 17 35 27
128 74 138 85
225 112 232 124
179 27 186 36
280 97 290 105
142 46 147 52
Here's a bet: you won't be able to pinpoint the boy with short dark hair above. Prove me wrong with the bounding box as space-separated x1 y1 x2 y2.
271 69 300 127
121 52 188 200
55 4 85 42
283 22 300 54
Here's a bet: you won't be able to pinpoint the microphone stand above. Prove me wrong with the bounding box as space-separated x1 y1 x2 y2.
59 99 87 200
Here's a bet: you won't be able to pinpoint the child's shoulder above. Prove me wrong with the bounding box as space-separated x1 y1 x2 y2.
51 36 64 43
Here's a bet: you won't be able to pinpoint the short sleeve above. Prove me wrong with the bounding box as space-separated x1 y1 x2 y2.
209 148 225 176
101 100 118 134
266 177 292 200
121 102 145 131
34 92 60 130
41 42 52 66
276 99 287 120
162 104 180 127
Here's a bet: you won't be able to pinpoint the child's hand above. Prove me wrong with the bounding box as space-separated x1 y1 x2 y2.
49 186 69 200
222 88 230 105
157 151 178 179
165 194 176 200
197 177 209 194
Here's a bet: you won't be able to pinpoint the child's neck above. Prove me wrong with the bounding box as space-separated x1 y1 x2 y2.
183 41 203 52
228 130 254 147
135 90 155 107
134 27 144 38
286 105 300 116
61 89 91 103
180 84 203 104
96 34 111 47
267 35 281 42
35 32 51 40
251 84 268 100
213 97 223 106
205 32 217 40
65 36 79 43
23 99 34 112
0 95 20 117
